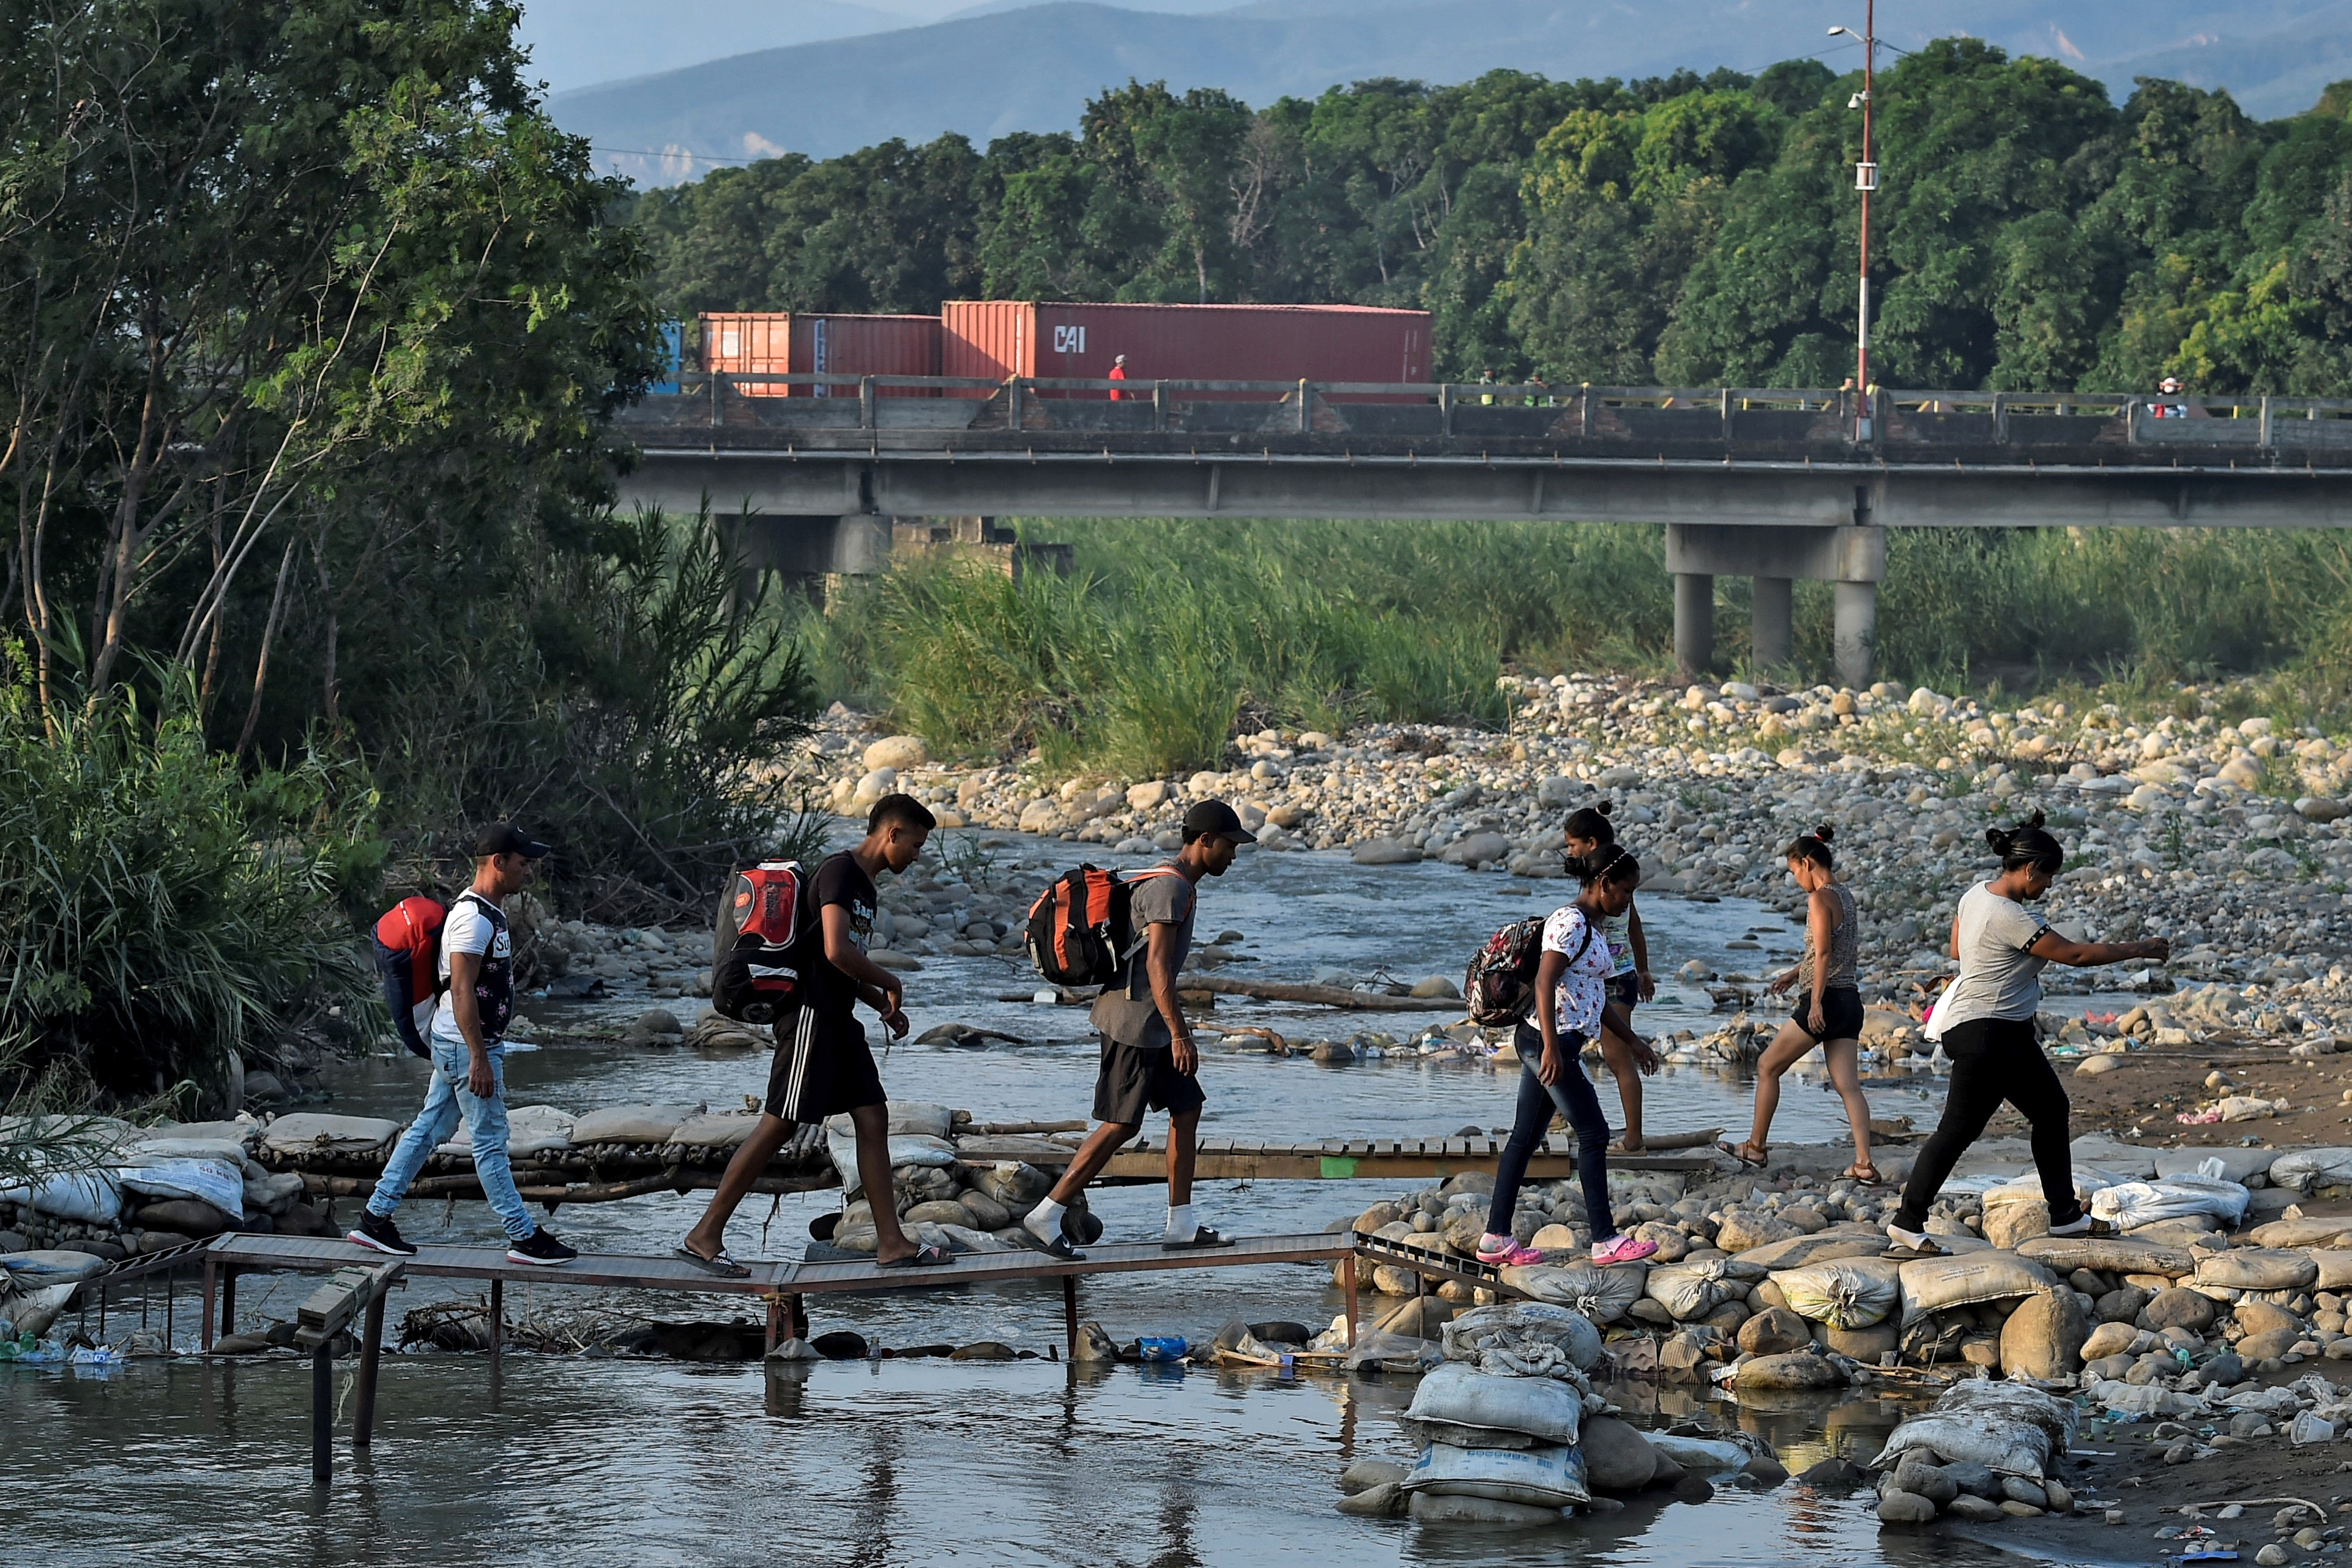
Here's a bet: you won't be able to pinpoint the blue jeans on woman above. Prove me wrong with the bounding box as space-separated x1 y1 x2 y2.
367 1039 535 1242
1485 1024 1617 1243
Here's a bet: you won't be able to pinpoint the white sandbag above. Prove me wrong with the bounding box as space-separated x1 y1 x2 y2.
2194 1248 2317 1292
1441 1302 1603 1375
1402 1441 1591 1508
669 1112 760 1150
0 1170 122 1224
116 1159 245 1219
142 1118 261 1150
244 1172 304 1210
1500 1261 1648 1323
2311 1250 2352 1291
1346 1330 1445 1375
124 1137 251 1166
2090 1175 2250 1229
825 1125 959 1198
1645 1258 1741 1321
1644 1432 1751 1474
437 1104 575 1159
2016 1234 2195 1277
2084 1377 2207 1419
0 1282 77 1339
1872 1381 2075 1480
879 1102 955 1139
1896 1251 2055 1321
1405 1492 1565 1527
568 1104 699 1145
1771 1257 1903 1329
0 1250 111 1284
2269 1148 2352 1192
1405 1362 1585 1446
260 1113 403 1157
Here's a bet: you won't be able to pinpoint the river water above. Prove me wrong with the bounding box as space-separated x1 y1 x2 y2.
3 835 2029 1566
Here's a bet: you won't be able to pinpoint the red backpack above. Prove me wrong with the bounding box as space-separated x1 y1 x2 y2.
710 860 819 1024
374 895 450 1057
1025 864 1180 987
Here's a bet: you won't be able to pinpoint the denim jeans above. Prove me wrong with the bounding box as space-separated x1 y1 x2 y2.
367 1039 535 1241
1486 1024 1617 1242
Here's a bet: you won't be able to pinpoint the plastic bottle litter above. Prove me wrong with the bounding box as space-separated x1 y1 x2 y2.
67 1345 122 1368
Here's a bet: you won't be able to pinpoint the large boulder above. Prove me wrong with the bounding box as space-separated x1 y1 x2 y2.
1738 1351 1848 1390
2143 1286 2220 1333
133 1198 237 1237
2000 1288 2089 1380
1738 1307 1813 1357
1579 1416 1658 1492
862 735 929 772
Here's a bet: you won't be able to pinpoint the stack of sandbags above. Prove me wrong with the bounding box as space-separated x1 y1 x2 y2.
1872 1381 2080 1525
1891 1250 2063 1370
1498 1260 1648 1324
259 1113 403 1167
1393 1323 1598 1527
569 1104 703 1154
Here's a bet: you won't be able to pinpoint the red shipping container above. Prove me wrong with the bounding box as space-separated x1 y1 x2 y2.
697 312 940 396
940 302 1431 395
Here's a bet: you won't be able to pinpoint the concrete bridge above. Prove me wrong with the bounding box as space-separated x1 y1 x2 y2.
610 375 2352 687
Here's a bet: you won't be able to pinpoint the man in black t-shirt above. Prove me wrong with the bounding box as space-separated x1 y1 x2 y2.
677 793 950 1274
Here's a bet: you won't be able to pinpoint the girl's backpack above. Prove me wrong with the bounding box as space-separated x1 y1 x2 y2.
1465 912 1591 1026
710 860 819 1024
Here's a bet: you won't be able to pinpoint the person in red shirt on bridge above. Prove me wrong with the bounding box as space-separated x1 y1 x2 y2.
1107 353 1127 401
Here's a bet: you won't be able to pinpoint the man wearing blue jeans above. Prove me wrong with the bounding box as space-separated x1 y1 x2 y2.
351 825 575 1266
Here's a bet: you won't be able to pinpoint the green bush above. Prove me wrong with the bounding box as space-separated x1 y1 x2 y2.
0 661 381 1113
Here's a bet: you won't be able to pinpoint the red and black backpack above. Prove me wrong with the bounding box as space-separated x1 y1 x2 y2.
1464 912 1591 1027
374 895 450 1057
710 860 820 1024
1025 864 1181 987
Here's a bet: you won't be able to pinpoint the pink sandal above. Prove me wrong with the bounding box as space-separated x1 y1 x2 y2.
1475 1235 1546 1267
1591 1234 1659 1266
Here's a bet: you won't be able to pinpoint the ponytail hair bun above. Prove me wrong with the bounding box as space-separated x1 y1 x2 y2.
1563 801 1618 845
1785 822 1836 870
1990 810 2063 875
1569 844 1640 888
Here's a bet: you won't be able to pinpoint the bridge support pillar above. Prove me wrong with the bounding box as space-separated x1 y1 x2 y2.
1751 576 1793 669
1673 574 1714 682
1834 582 1877 693
1665 524 1885 689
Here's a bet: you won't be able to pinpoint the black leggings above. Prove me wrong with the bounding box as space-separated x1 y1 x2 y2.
1486 1025 1615 1242
1894 1017 2080 1232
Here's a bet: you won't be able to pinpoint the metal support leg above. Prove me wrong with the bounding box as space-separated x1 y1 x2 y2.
1751 575 1793 669
221 1269 237 1339
1343 1254 1360 1349
1673 573 1714 682
790 1295 808 1340
488 1279 502 1365
765 1296 783 1356
354 1295 385 1448
1833 579 1877 691
201 1257 215 1351
311 1343 334 1485
1062 1276 1079 1361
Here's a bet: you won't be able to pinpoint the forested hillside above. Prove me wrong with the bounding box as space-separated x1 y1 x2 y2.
631 42 2352 392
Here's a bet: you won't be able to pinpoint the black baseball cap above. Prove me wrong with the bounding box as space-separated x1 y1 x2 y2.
1182 799 1257 845
474 823 552 859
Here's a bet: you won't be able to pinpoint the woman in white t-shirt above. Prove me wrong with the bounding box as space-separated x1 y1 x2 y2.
1476 847 1661 1271
1886 812 2170 1257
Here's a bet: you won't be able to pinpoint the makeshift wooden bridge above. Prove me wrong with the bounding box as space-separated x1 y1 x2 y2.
59 1224 1524 1485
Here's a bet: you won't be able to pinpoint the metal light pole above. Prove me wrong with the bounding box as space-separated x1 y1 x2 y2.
1832 7 1879 439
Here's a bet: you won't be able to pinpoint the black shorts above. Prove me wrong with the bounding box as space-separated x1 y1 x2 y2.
764 1008 885 1123
1093 1036 1207 1126
1609 972 1641 1010
1790 985 1867 1044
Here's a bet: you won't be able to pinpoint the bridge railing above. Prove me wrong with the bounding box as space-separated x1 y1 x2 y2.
641 371 2352 450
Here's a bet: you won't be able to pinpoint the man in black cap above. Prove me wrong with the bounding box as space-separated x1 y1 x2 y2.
351 824 576 1265
1021 799 1254 1257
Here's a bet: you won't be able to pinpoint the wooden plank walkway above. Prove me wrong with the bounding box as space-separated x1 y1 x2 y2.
959 1135 1716 1183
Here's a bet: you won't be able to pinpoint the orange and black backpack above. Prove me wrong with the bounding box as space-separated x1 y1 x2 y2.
1024 864 1180 987
710 860 820 1024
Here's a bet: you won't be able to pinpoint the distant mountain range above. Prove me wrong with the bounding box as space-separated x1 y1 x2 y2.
541 0 2352 185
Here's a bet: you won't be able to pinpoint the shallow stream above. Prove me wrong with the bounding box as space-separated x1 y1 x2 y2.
4 836 2038 1565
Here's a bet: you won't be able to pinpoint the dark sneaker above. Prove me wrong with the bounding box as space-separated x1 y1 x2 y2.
507 1228 577 1266
348 1211 418 1257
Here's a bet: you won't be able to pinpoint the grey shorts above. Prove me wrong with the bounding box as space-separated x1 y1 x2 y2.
1093 1036 1206 1125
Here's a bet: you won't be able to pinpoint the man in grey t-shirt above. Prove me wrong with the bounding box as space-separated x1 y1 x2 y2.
1023 800 1254 1257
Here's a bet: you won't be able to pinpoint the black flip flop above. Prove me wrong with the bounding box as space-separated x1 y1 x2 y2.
674 1244 751 1279
876 1243 953 1269
1883 1237 1946 1260
1164 1225 1236 1251
1027 1232 1085 1260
